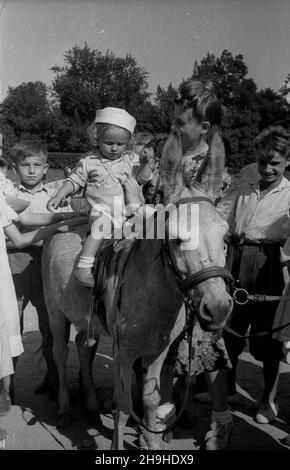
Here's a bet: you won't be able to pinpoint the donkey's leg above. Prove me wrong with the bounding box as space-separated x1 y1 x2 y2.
111 350 132 450
142 349 169 450
50 311 72 428
75 329 102 427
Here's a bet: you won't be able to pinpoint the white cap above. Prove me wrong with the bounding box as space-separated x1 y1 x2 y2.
94 107 136 135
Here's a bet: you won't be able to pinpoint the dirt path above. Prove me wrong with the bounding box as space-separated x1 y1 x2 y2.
1 303 290 451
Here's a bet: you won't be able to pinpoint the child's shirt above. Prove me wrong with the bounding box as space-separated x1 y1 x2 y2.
0 191 18 228
0 172 16 196
14 181 73 233
67 150 141 227
181 141 231 205
228 176 290 242
182 140 209 182
14 181 70 212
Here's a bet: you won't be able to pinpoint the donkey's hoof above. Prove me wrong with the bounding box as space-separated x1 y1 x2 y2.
137 432 148 450
163 430 173 443
204 421 233 450
34 375 58 401
57 412 72 429
85 409 102 428
80 436 96 449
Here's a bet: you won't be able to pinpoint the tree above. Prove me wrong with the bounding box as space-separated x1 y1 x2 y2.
193 50 250 106
192 50 262 171
0 81 51 132
51 44 151 124
0 81 56 158
154 83 178 132
256 87 290 130
279 73 290 98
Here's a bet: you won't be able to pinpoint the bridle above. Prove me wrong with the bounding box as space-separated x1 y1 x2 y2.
163 196 234 293
163 196 290 342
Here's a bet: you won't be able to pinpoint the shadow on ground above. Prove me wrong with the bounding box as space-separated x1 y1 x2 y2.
1 329 290 450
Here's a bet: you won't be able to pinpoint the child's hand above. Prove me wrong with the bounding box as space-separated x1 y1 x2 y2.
59 196 72 208
121 175 143 206
47 196 62 213
140 154 154 169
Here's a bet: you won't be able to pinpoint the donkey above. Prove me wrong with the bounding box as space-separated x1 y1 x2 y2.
42 127 233 449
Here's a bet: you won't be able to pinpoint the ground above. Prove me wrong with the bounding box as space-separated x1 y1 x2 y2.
1 303 290 451
2 165 290 451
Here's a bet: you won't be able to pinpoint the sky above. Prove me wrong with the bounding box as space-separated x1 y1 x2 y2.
0 0 290 101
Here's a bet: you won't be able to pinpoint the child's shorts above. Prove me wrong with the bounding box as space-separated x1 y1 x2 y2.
224 243 285 362
224 299 284 362
8 246 46 315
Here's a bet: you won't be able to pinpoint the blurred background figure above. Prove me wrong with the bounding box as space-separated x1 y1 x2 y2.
133 131 154 156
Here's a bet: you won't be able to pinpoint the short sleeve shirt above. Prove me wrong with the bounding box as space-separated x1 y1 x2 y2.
67 151 140 226
228 176 290 241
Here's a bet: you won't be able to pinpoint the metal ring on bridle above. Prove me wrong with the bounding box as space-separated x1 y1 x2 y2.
232 288 249 305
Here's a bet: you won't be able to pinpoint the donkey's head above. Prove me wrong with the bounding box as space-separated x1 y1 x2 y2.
161 128 233 331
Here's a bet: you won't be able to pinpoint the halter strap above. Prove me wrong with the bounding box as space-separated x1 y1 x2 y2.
179 267 234 291
164 196 233 291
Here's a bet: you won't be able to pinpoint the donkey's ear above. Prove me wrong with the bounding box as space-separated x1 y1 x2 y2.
194 126 225 200
160 129 183 204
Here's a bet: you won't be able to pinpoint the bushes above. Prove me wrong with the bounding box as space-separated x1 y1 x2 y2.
47 152 83 169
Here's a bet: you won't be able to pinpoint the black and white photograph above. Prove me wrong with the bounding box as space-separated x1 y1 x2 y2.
0 0 290 456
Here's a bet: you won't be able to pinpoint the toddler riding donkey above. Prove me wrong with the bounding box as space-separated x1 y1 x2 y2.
47 107 152 287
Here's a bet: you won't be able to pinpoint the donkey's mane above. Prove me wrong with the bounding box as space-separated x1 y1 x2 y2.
160 129 184 204
194 126 225 200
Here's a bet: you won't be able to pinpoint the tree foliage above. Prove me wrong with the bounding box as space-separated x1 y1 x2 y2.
0 81 56 160
153 83 177 133
51 44 151 123
1 46 289 172
191 49 290 171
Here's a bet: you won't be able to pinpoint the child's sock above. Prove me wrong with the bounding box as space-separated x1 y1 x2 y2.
77 256 95 269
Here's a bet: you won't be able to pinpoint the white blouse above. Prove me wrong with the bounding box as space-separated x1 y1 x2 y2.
0 191 24 357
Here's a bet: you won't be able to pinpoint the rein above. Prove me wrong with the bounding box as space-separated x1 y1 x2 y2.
232 287 290 305
225 284 290 339
224 236 290 339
